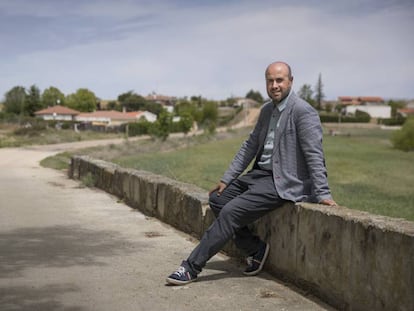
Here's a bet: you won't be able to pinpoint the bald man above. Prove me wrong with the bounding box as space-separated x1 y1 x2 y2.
166 61 336 285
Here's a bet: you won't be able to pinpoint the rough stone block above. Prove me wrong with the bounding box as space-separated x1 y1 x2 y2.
255 202 299 276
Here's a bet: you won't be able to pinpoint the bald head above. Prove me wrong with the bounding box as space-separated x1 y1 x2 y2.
265 61 293 103
265 61 293 80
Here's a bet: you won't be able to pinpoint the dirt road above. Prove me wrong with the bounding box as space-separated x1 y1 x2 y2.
0 140 334 311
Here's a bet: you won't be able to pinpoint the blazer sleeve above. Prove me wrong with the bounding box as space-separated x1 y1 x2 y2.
294 102 333 202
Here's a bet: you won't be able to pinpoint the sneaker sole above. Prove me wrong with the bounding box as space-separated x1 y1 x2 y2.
165 277 196 286
243 243 270 276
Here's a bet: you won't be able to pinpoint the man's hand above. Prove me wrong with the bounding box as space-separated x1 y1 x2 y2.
319 199 338 207
209 181 227 196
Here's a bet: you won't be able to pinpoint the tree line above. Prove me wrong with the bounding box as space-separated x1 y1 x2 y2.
2 85 97 117
0 84 267 140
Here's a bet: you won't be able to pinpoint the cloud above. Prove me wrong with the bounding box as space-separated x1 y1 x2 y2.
0 0 413 100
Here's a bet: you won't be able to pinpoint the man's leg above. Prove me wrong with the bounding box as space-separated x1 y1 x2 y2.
187 170 285 273
209 180 261 257
166 170 286 284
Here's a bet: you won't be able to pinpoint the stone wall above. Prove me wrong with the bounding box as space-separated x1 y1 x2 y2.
69 155 414 311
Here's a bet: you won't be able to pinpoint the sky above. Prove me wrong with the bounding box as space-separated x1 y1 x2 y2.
1 0 413 102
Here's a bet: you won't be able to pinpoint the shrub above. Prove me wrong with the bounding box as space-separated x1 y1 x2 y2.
127 121 150 136
354 110 371 122
377 117 406 126
80 172 96 188
13 119 47 136
148 111 172 141
391 118 414 151
319 113 371 123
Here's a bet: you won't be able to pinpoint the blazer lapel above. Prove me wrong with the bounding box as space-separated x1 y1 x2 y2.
273 92 296 150
259 103 273 147
255 103 273 163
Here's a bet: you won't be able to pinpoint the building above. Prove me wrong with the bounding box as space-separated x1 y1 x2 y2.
35 106 157 126
75 110 157 126
125 111 157 123
338 96 391 119
397 108 414 118
34 105 80 121
338 96 384 106
145 92 176 113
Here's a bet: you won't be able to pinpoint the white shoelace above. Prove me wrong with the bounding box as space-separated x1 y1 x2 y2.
173 266 186 277
246 256 253 266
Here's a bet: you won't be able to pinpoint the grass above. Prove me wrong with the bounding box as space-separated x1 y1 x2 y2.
0 126 124 148
323 129 414 220
40 126 414 221
113 134 246 190
40 151 73 171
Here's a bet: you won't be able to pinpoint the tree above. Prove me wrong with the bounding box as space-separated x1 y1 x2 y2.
298 84 317 108
149 109 172 141
245 89 263 103
3 86 26 115
388 100 406 118
107 100 121 111
145 101 164 116
201 101 218 134
25 85 42 116
297 84 316 107
66 88 97 112
391 118 414 151
42 86 65 107
117 91 148 112
314 73 325 110
175 99 198 120
178 112 194 135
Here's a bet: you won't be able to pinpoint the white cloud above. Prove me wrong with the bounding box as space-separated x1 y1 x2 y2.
1 1 413 101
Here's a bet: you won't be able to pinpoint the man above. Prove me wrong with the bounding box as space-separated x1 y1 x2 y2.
166 61 337 285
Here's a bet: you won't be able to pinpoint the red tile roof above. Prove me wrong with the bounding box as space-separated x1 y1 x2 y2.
125 111 145 118
34 105 80 115
76 110 138 120
398 108 414 115
338 96 384 105
359 96 384 102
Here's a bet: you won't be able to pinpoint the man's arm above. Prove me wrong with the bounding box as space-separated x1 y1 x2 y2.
295 102 337 205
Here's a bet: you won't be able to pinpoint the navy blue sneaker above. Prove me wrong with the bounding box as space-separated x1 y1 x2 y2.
166 261 198 285
243 242 270 276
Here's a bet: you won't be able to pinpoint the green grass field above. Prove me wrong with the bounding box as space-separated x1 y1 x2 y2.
41 126 414 221
323 128 414 220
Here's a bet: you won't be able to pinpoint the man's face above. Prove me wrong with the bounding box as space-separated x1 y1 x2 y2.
266 64 293 103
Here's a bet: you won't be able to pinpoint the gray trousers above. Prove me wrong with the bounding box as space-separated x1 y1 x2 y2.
187 169 286 273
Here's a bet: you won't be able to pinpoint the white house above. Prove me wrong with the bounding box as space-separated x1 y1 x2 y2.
345 105 391 118
339 96 391 119
134 111 157 123
75 110 157 126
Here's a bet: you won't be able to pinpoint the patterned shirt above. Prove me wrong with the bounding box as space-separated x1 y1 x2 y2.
257 91 290 170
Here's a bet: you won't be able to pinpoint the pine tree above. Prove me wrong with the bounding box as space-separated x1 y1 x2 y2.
314 73 325 111
25 85 42 116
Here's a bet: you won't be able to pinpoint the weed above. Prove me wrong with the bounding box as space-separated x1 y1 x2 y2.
80 172 96 188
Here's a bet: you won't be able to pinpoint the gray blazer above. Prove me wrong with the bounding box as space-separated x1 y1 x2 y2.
221 91 332 203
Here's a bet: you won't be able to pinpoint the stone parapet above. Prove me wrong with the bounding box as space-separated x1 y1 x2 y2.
69 155 414 311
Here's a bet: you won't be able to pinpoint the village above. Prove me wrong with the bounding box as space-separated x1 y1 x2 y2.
32 93 414 131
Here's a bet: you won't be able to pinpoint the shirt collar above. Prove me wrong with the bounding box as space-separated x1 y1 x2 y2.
274 89 292 112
